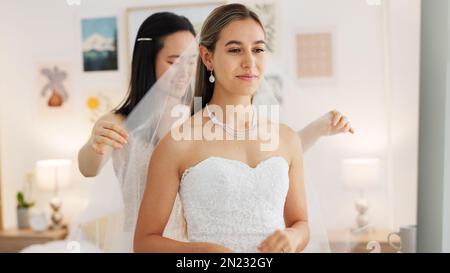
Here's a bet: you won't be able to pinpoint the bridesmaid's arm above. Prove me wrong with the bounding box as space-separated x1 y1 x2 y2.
133 133 232 253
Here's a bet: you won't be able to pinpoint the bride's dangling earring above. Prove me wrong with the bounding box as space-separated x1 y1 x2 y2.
209 69 215 83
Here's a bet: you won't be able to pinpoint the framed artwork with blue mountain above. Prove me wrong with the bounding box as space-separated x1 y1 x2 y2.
81 17 118 72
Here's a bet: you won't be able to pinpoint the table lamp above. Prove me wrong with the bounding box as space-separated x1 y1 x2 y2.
35 159 72 229
341 158 380 232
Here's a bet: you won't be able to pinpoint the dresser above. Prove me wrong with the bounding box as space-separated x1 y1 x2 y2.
328 229 400 253
0 228 68 253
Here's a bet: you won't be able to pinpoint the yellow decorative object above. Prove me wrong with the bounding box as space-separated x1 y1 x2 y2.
86 96 99 110
85 92 113 123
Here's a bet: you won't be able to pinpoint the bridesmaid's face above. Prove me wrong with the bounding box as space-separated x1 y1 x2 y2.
155 30 197 87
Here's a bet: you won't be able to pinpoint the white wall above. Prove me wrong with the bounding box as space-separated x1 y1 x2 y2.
387 0 421 231
280 0 390 230
279 0 420 230
0 0 420 232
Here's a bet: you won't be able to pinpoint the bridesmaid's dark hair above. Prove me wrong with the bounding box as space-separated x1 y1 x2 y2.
115 12 196 117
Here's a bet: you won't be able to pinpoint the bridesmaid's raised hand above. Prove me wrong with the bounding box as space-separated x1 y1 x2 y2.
327 110 355 135
89 120 129 155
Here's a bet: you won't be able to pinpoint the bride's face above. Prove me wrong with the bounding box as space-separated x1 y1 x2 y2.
210 19 266 96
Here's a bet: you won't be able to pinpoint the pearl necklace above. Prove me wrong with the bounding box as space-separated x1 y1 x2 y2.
205 104 257 138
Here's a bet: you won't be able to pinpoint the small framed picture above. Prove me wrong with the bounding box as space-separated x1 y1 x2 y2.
81 17 118 72
295 28 337 86
37 63 73 109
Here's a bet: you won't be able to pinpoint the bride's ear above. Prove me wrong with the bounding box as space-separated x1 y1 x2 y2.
199 45 213 71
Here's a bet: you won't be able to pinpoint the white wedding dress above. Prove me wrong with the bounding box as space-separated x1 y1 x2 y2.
179 156 290 253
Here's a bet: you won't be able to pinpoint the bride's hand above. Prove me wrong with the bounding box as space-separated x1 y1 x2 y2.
323 110 355 136
257 229 297 253
203 243 234 253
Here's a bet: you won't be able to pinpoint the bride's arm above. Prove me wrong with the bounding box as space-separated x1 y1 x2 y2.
284 133 310 252
259 126 310 253
133 134 232 253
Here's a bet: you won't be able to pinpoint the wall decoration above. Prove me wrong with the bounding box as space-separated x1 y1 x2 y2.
85 92 113 123
40 66 70 107
81 17 118 72
296 31 335 80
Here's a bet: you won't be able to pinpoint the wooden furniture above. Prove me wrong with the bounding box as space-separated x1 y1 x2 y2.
0 228 68 253
328 229 400 253
0 139 3 230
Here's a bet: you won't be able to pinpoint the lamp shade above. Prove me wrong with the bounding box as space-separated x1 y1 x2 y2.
35 159 72 191
341 158 380 191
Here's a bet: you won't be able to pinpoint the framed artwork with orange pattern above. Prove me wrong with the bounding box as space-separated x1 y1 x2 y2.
296 28 337 86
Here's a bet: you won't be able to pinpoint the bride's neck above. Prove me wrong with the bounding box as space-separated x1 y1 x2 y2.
207 85 254 129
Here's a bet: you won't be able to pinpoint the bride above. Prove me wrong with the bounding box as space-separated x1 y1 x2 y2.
74 5 352 253
134 3 310 253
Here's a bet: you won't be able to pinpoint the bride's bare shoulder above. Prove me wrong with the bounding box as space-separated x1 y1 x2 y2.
154 131 191 159
147 134 190 180
167 108 209 139
275 122 303 159
278 123 298 140
261 119 299 144
151 113 200 162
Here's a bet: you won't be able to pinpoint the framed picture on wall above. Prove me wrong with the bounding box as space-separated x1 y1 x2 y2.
295 27 337 86
36 63 74 112
38 64 72 108
125 1 225 67
81 16 119 72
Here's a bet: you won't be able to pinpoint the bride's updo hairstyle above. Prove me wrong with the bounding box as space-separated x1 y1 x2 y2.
191 3 266 115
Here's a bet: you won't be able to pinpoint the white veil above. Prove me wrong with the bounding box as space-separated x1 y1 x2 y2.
70 35 330 253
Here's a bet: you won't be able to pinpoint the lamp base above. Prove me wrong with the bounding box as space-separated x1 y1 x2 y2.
352 196 370 234
49 197 63 229
350 224 373 234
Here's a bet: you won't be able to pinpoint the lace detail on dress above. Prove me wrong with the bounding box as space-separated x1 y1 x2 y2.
179 156 289 252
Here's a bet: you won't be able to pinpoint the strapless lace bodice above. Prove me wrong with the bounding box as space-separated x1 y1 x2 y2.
179 156 289 252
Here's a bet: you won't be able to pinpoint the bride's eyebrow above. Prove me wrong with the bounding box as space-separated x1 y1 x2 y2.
224 40 266 46
225 40 242 46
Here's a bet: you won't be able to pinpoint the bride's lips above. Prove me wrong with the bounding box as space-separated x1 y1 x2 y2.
236 74 258 81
